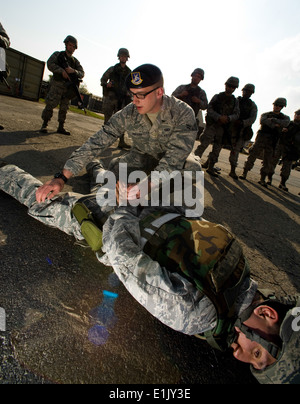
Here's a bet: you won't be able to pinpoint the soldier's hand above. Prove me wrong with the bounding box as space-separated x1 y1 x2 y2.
219 115 229 124
65 67 75 74
62 71 70 80
36 179 65 203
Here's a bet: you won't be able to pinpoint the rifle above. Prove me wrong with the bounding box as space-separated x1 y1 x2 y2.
0 71 11 90
57 52 86 113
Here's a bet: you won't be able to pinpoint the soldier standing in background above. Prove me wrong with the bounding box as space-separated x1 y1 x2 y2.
172 68 208 139
101 48 131 148
228 84 258 179
272 109 300 192
195 77 240 176
239 98 290 187
40 35 85 136
0 22 11 130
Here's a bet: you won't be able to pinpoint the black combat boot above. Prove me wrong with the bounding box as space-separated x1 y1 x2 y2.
279 177 289 192
258 175 268 188
57 124 71 136
39 121 48 133
206 160 219 177
239 169 248 180
229 165 238 180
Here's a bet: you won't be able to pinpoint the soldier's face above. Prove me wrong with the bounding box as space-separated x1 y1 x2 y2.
131 85 164 114
66 42 76 55
191 73 202 85
231 327 276 370
225 85 237 95
273 104 283 114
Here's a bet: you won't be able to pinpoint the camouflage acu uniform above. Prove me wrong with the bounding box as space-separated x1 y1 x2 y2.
101 63 132 124
196 92 240 164
229 96 258 168
0 164 257 336
42 51 85 126
64 95 200 176
243 111 290 179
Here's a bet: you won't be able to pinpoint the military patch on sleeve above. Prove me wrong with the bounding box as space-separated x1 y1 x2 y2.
131 72 143 86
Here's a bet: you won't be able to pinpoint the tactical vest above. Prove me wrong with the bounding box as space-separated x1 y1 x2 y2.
180 85 203 115
140 211 250 351
258 112 287 142
206 92 236 126
53 51 79 82
104 63 131 97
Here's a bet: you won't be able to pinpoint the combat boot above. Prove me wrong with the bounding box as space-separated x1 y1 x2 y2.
57 124 71 136
267 174 273 186
206 161 219 177
229 165 238 180
279 177 289 192
239 169 248 180
39 121 48 133
258 175 268 188
202 159 209 169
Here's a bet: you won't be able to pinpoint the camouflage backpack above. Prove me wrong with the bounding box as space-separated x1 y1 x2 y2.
140 211 250 351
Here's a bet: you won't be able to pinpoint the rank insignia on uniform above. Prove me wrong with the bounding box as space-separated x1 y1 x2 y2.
131 72 143 86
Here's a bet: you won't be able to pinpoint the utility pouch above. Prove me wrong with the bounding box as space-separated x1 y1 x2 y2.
72 202 103 252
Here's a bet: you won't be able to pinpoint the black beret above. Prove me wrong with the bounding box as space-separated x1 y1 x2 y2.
126 64 163 89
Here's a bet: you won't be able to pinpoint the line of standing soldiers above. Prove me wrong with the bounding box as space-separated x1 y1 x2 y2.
173 70 300 193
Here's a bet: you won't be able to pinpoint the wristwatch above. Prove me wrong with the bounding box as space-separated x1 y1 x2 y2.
54 172 68 183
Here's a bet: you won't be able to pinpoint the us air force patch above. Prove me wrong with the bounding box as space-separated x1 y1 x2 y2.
131 72 143 86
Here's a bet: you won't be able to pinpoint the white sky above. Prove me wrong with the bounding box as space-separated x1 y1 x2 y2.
1 0 300 134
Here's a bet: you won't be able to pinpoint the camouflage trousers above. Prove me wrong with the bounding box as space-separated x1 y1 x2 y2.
196 123 224 159
0 164 83 240
243 134 275 178
102 96 119 124
42 80 74 125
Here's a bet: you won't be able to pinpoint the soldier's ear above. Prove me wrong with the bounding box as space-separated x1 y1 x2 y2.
156 87 164 98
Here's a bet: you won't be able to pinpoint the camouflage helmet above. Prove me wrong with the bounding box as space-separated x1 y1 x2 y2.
64 35 78 49
191 68 205 80
225 76 239 88
274 98 287 107
242 84 255 94
118 48 130 58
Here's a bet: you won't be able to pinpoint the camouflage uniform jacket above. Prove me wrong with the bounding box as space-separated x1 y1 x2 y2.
172 84 208 116
99 206 258 336
101 63 131 99
47 51 85 82
64 95 198 176
0 22 10 49
206 92 240 125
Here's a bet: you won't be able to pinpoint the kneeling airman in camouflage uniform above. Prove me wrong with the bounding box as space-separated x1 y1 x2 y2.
36 64 201 205
40 35 85 136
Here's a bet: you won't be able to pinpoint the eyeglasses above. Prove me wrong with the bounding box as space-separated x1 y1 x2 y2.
129 87 160 100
